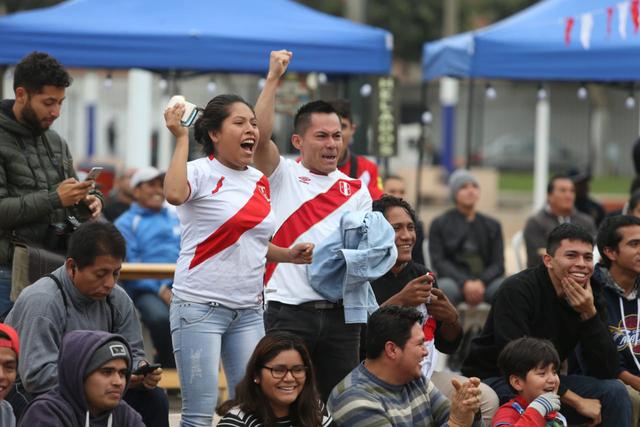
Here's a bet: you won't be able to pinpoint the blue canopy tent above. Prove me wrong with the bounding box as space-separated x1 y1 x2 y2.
423 0 640 81
0 0 392 75
421 0 640 210
0 0 392 169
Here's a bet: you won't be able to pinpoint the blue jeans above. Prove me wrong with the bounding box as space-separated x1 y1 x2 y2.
438 276 504 306
484 374 632 427
170 297 264 427
0 267 13 318
135 293 174 368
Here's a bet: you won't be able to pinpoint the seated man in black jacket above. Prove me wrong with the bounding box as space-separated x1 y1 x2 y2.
428 169 504 306
462 223 631 427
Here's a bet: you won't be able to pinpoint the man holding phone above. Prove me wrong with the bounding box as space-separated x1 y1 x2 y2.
0 52 103 316
5 222 168 426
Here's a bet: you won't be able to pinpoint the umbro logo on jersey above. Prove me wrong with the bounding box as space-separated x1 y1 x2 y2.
339 181 352 196
257 184 270 202
297 176 311 184
211 176 225 195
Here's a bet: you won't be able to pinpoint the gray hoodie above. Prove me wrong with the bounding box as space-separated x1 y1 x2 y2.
5 265 145 395
19 330 143 426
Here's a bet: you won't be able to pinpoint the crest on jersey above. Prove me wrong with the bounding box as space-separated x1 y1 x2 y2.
257 184 270 202
339 181 352 196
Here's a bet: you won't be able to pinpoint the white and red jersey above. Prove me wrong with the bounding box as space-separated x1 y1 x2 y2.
265 157 372 304
173 157 276 308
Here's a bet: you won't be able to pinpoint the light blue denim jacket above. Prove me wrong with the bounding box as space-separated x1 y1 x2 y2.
308 211 397 324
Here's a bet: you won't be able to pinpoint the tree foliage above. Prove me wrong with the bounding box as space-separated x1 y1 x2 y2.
296 0 539 62
1 0 63 14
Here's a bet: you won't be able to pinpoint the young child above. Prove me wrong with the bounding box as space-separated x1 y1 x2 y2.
492 337 566 427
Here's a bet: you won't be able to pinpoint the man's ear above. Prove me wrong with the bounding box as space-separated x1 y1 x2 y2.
291 134 302 150
383 341 399 360
14 87 27 105
65 258 76 276
509 374 525 393
603 246 617 263
542 252 553 269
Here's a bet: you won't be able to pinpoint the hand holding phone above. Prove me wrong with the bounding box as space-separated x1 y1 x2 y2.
84 167 103 181
166 95 200 127
132 363 161 376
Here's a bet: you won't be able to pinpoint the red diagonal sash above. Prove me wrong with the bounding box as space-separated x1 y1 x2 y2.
264 178 361 284
189 175 271 270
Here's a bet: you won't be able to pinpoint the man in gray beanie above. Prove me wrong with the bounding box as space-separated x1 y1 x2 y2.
20 330 143 426
429 169 505 306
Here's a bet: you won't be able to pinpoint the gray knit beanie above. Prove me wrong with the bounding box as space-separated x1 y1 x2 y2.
84 340 130 379
449 169 479 202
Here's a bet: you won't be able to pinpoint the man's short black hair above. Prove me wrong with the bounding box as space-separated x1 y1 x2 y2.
67 222 126 269
293 100 338 136
547 174 573 195
365 306 423 360
498 337 560 392
373 195 418 230
597 215 640 268
546 223 594 256
327 99 352 123
13 51 72 94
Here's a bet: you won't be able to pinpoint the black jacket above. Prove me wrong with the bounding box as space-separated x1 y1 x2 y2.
461 264 618 395
428 208 504 285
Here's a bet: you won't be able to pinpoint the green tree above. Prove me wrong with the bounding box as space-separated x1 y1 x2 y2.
296 0 539 62
1 0 63 14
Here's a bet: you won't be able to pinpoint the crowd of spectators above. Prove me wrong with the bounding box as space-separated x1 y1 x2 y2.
3 48 640 427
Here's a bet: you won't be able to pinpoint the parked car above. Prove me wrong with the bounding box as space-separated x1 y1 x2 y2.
480 133 577 172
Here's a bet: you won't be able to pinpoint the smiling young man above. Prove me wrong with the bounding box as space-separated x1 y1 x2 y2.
594 215 640 424
329 306 483 427
462 223 631 426
254 51 372 401
0 51 103 317
115 166 179 369
20 330 143 426
5 221 169 426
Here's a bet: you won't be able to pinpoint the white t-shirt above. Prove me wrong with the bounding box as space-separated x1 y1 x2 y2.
265 157 372 304
173 157 276 308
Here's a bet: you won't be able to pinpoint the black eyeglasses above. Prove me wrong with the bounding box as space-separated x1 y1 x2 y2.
262 364 308 379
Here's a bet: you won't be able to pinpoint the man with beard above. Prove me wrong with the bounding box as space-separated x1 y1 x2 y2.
0 52 103 316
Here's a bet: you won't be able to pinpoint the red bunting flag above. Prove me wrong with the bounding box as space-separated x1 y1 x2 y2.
633 0 640 33
565 17 575 45
607 6 614 35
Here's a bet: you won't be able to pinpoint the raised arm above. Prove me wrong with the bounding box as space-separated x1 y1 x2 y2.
253 50 292 177
163 104 190 205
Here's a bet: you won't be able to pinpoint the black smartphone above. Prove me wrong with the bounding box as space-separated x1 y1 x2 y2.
132 363 161 376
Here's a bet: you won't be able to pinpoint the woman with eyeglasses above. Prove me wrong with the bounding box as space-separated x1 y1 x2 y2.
217 332 334 427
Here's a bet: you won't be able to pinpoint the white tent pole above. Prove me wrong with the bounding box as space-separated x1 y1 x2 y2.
533 86 550 211
126 69 153 168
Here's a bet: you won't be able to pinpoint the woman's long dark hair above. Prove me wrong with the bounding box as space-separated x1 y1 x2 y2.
217 332 322 426
193 94 254 156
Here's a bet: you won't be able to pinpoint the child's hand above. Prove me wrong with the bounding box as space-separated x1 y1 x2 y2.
529 392 561 416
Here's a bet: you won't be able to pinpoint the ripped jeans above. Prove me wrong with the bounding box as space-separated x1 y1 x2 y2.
170 296 264 427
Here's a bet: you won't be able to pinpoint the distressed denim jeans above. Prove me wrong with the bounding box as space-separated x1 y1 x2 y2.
170 296 264 427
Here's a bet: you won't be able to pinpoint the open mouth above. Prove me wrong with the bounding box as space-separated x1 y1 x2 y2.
569 272 588 281
240 139 255 153
321 154 337 162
